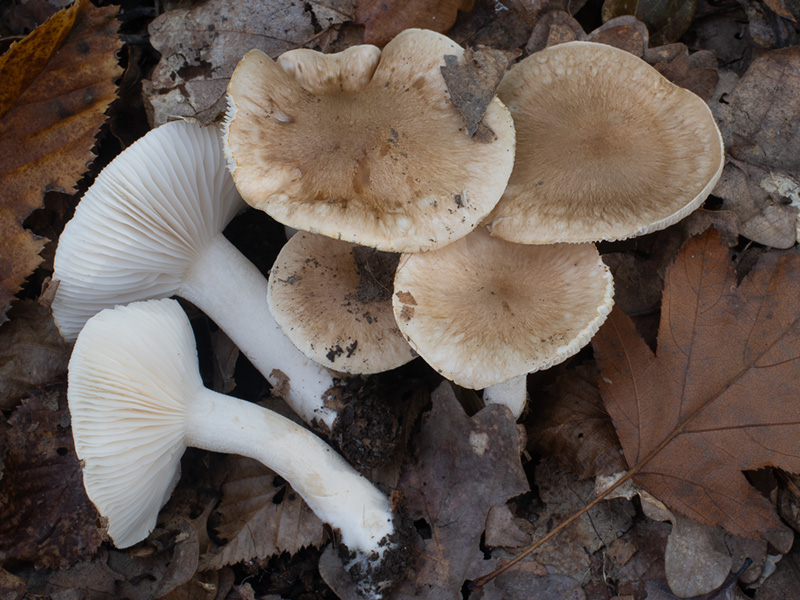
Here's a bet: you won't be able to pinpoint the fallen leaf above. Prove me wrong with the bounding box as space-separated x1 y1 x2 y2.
0 384 103 569
0 300 69 410
199 455 325 571
0 568 26 600
20 550 122 599
601 0 698 45
594 228 800 547
355 0 474 46
107 519 201 600
527 364 626 479
144 0 354 126
440 45 508 139
712 47 800 247
524 458 633 580
0 0 121 324
321 382 528 599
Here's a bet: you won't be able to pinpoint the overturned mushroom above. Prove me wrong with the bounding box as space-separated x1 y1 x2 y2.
487 41 724 244
68 299 406 598
393 227 614 417
223 29 515 252
268 231 416 375
51 120 340 431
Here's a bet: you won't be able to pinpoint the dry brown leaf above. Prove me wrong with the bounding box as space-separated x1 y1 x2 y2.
594 228 800 548
0 0 121 325
712 47 800 248
199 455 325 571
355 0 474 46
144 0 354 126
0 300 69 410
440 46 508 139
0 385 102 569
527 364 626 479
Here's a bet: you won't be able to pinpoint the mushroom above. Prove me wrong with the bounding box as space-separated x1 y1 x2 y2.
51 120 340 431
268 231 416 375
68 298 405 598
222 29 516 253
392 227 614 417
486 41 724 244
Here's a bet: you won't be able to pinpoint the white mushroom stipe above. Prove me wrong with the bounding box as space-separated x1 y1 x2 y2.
483 374 528 420
51 120 338 429
69 299 401 598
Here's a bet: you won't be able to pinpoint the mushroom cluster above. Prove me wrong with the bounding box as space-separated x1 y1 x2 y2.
52 28 723 599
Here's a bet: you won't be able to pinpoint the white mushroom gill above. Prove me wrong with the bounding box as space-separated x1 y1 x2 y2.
69 299 401 597
51 120 338 429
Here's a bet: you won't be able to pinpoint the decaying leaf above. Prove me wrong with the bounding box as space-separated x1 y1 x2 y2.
0 0 121 324
0 385 102 569
321 383 528 599
144 0 354 126
199 455 325 571
107 519 201 599
594 228 800 548
440 45 508 140
601 0 698 45
0 300 69 410
527 364 626 479
712 47 800 248
355 0 474 46
391 384 528 598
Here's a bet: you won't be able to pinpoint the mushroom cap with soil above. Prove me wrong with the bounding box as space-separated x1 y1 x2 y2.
392 226 614 391
68 299 405 598
268 231 416 374
222 29 516 253
486 41 724 244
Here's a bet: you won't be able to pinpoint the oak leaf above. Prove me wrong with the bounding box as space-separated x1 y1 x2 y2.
594 228 800 546
0 0 121 324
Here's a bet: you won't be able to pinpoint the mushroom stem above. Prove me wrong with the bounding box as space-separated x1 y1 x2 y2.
180 233 338 428
69 299 404 598
186 388 393 556
482 375 528 419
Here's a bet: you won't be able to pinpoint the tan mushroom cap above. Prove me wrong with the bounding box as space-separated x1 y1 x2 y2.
487 41 724 244
393 227 614 389
269 232 416 374
223 29 515 253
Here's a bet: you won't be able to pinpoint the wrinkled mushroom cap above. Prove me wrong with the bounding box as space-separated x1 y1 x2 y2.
487 41 724 244
52 120 243 340
393 227 614 389
68 299 200 547
223 29 515 253
268 232 416 374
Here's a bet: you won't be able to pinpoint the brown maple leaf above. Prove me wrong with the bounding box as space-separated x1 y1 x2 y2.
0 0 121 324
593 228 800 545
